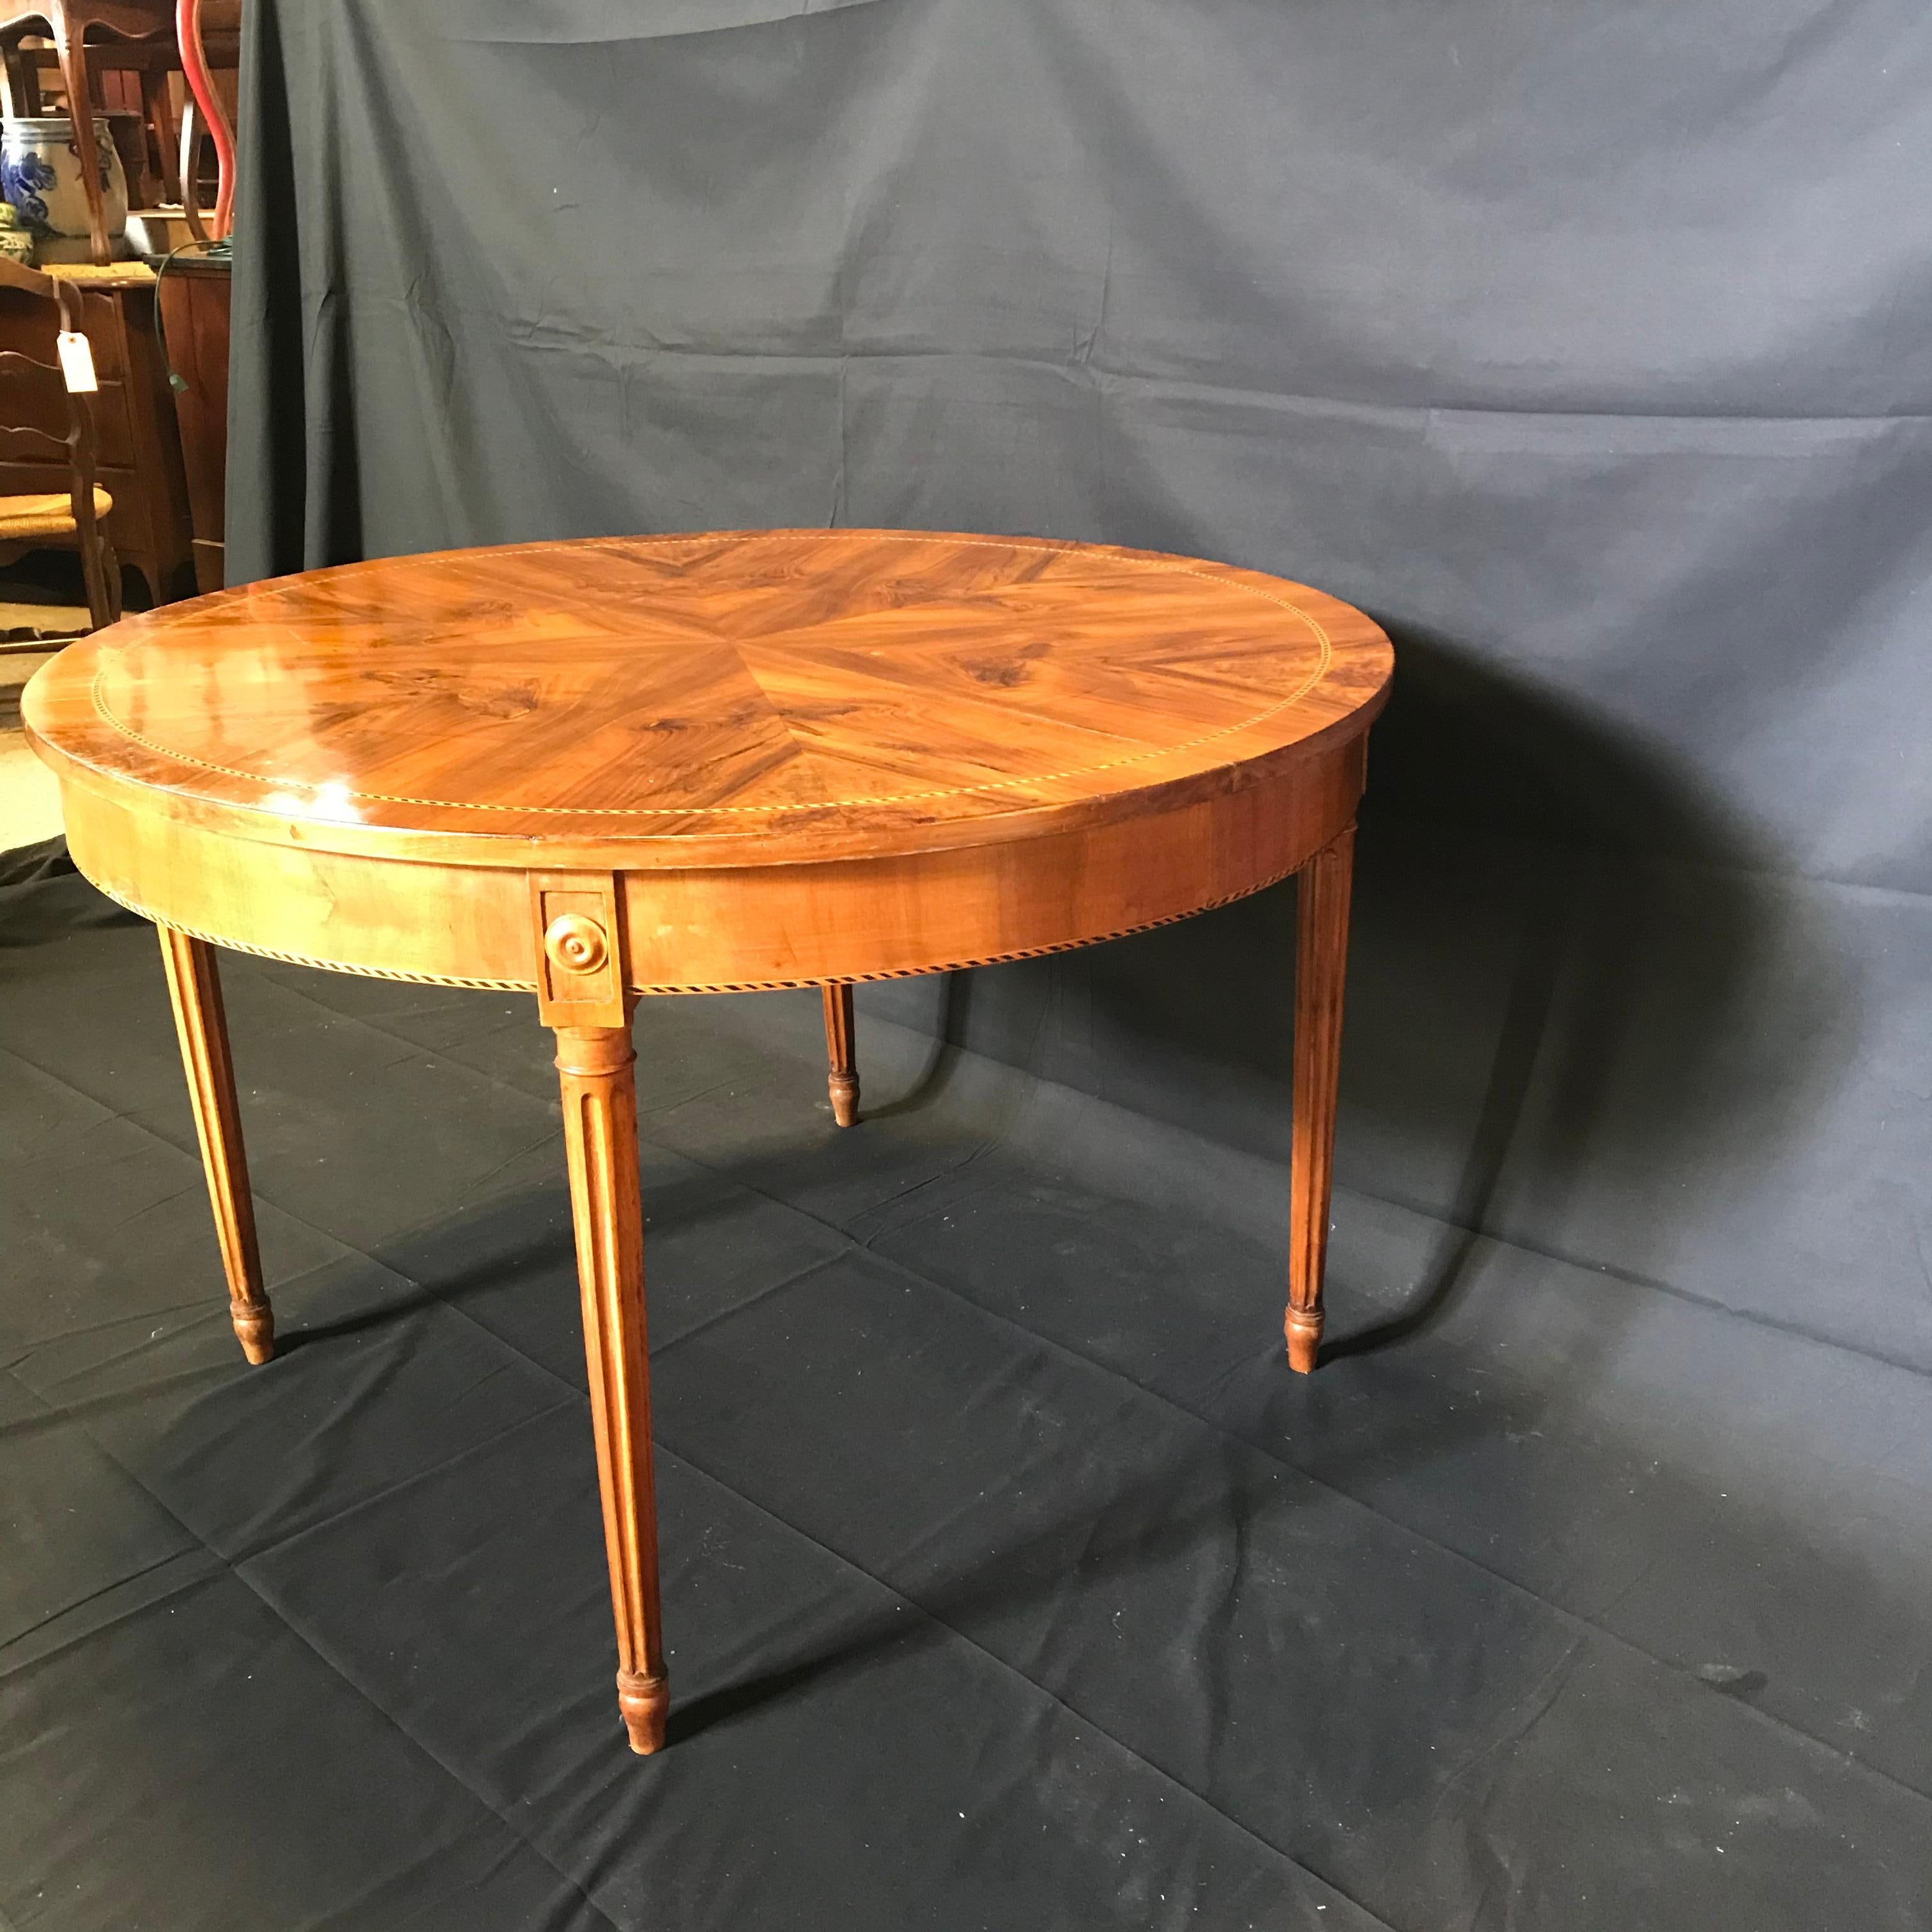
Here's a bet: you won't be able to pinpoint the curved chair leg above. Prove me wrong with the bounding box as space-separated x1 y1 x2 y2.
140 66 182 208
157 925 273 1363
77 532 112 631
50 27 112 267
822 983 859 1126
1 42 36 119
75 523 119 629
1285 825 1356 1374
177 101 208 243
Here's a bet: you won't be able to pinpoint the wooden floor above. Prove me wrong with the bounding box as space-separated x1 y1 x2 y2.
1 645 65 850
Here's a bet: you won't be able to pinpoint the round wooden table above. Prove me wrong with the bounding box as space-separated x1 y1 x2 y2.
24 528 1393 1754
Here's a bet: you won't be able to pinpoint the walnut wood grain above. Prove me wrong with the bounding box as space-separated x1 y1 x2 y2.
1285 825 1356 1374
22 530 1389 861
822 983 859 1126
156 923 272 1363
22 528 1393 1755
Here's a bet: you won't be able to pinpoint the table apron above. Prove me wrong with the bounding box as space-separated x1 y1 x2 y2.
57 739 1365 993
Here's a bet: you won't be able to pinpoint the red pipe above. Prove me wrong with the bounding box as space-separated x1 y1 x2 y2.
174 0 234 240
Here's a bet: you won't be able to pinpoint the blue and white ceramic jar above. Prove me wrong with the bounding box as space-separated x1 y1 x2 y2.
0 116 127 250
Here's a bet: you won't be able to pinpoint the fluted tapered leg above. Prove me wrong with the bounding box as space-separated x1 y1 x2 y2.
553 1023 668 1754
157 926 273 1365
1286 826 1356 1374
822 983 859 1126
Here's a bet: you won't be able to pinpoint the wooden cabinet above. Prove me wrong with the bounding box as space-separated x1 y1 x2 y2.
155 252 228 592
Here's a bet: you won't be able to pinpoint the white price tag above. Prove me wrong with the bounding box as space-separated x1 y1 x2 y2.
56 330 98 394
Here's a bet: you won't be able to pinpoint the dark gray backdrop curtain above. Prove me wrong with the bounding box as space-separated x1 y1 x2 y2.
228 2 1932 1377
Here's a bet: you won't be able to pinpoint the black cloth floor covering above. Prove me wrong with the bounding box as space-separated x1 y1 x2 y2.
4 866 1931 1931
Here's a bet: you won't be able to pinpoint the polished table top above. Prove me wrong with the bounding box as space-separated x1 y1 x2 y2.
24 528 1392 871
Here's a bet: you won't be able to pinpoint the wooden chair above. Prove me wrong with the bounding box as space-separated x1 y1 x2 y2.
0 0 238 264
0 254 119 636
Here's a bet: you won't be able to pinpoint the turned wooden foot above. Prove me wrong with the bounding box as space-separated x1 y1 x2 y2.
1286 826 1355 1375
229 1296 275 1366
617 1664 670 1755
553 1020 670 1754
1284 1305 1322 1375
157 926 275 1365
822 983 859 1126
